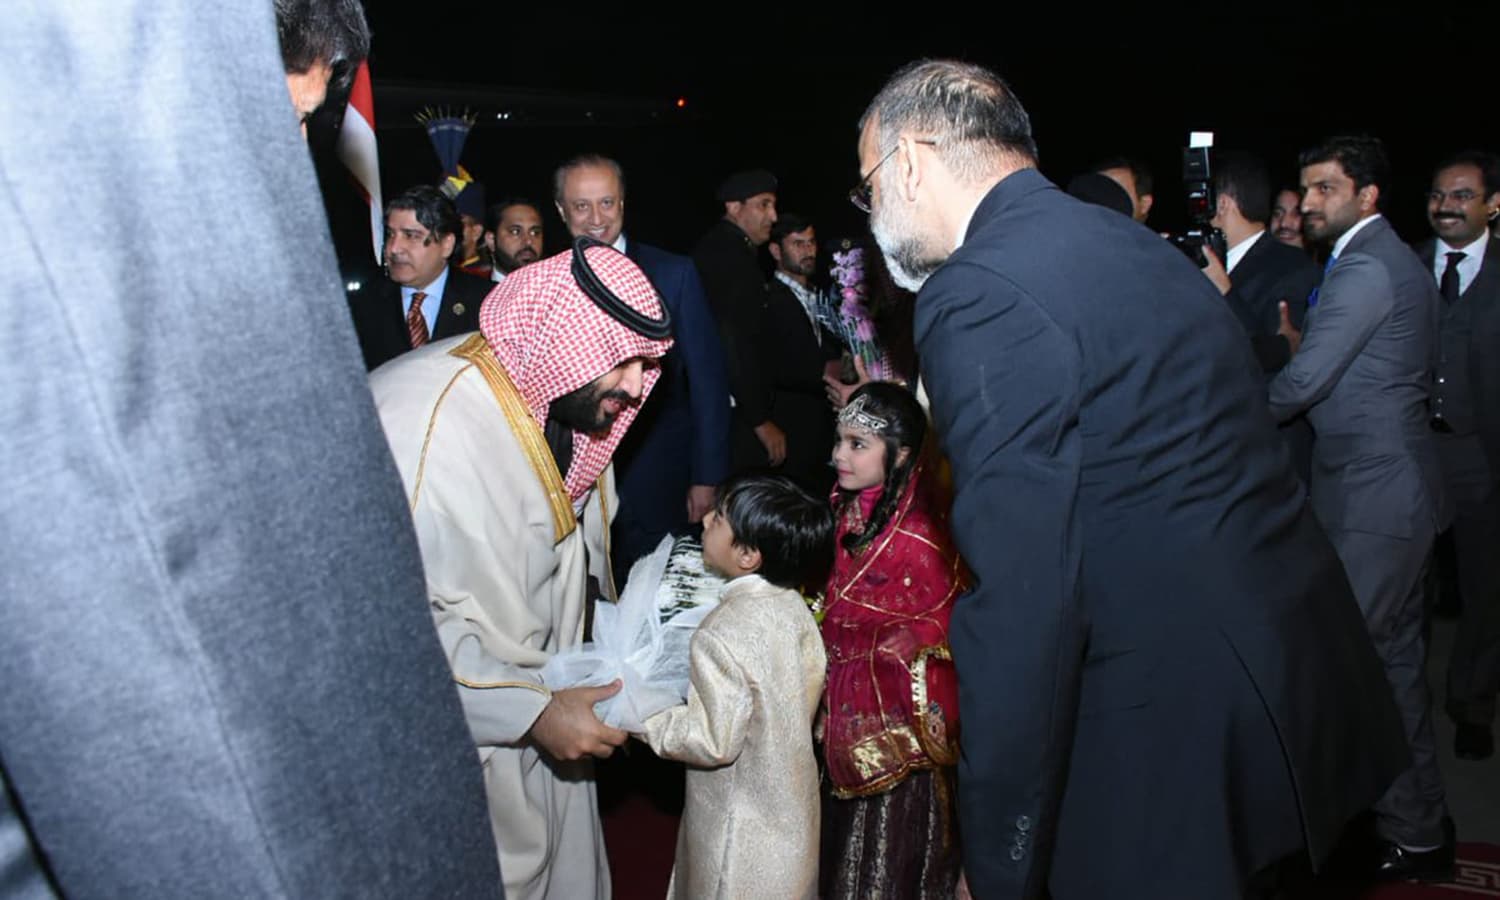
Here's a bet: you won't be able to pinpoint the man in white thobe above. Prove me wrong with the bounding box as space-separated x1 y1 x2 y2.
372 239 674 899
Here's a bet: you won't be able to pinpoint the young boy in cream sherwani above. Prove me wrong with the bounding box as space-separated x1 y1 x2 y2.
639 475 832 900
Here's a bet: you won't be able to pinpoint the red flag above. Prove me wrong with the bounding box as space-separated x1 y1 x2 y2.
336 62 382 262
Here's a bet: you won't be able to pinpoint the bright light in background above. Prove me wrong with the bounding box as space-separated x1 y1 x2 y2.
676 97 686 109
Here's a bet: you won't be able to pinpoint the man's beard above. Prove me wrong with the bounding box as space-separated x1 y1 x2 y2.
549 379 635 435
495 246 538 274
869 177 947 292
785 256 817 278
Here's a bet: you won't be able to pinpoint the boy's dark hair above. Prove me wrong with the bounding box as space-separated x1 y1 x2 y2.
714 475 834 591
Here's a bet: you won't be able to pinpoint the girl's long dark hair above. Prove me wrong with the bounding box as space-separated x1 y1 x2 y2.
835 382 927 553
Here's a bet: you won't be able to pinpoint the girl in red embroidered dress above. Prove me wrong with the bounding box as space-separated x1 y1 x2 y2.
819 382 966 900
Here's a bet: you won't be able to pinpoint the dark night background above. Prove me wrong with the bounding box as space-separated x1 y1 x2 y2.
312 3 1499 275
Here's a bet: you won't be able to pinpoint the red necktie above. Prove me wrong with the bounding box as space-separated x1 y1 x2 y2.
407 291 430 348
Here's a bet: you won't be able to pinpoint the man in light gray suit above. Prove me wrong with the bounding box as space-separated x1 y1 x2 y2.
0 2 501 897
1269 135 1453 883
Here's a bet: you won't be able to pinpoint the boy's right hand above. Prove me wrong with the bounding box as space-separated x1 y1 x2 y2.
528 681 628 761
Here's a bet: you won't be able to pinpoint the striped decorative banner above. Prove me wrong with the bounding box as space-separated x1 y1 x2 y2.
336 61 382 261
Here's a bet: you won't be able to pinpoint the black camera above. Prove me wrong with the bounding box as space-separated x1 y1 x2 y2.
1169 133 1228 269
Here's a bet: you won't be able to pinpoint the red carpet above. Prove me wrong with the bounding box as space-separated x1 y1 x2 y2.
1359 844 1500 898
599 744 681 900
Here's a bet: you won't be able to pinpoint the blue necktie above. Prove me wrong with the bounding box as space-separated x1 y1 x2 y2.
1306 254 1337 308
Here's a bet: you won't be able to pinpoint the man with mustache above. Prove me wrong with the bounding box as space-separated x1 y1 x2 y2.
488 198 546 282
553 153 731 584
1415 150 1500 763
1271 185 1308 249
372 239 674 899
348 184 491 370
693 169 788 474
763 213 843 494
857 60 1405 898
1268 135 1454 881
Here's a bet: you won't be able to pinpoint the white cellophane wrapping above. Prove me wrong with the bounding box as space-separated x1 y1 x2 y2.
539 534 724 731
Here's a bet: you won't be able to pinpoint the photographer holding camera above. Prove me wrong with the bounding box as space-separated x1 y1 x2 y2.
1185 151 1322 484
1198 151 1322 373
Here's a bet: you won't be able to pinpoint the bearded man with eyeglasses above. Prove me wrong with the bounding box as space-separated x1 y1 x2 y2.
857 60 1407 899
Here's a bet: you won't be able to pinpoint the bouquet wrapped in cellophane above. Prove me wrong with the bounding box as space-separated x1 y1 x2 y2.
539 534 725 731
818 244 893 381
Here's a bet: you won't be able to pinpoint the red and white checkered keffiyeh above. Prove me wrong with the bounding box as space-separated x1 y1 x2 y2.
479 244 673 502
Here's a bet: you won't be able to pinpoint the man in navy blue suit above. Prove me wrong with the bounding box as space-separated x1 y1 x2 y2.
554 154 732 586
857 60 1406 899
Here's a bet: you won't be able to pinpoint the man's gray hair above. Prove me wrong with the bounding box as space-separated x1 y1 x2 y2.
553 153 627 205
859 60 1038 184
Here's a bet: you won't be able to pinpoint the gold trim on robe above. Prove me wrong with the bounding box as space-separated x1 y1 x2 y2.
450 333 577 544
836 725 934 799
911 644 958 766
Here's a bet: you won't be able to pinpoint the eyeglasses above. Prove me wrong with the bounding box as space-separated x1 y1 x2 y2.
1427 189 1480 205
849 139 938 213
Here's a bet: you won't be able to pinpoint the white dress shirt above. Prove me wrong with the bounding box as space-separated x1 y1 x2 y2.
1432 231 1490 296
401 266 448 335
1225 229 1265 274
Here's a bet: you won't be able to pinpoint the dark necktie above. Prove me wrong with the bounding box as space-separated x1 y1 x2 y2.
407 291 430 347
1440 251 1465 304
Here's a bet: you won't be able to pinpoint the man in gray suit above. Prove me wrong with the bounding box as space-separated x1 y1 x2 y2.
1269 135 1454 882
0 1 501 897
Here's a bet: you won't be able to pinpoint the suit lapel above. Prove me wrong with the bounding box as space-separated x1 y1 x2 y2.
431 268 473 340
1415 238 1437 271
1461 235 1500 301
1238 231 1273 275
375 280 411 351
431 275 453 339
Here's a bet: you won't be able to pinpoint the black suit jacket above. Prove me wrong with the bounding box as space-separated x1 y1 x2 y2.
692 219 775 426
1417 233 1500 472
348 266 490 371
1224 232 1321 372
610 238 733 580
916 170 1405 898
1223 232 1322 482
757 277 841 492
